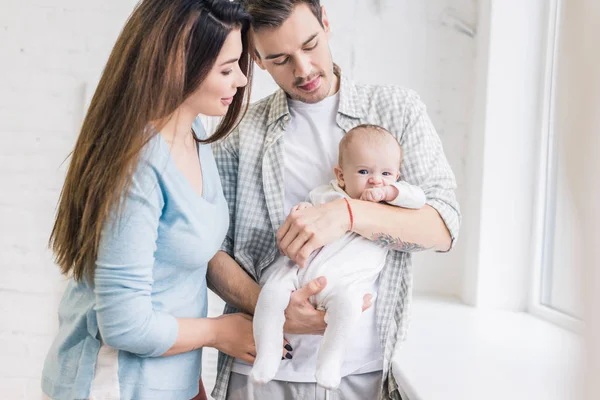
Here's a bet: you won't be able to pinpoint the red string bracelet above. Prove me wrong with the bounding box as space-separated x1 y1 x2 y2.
343 198 354 232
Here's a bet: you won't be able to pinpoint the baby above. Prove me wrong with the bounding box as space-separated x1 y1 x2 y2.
250 124 426 389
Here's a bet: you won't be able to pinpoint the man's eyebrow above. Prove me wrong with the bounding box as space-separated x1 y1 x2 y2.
301 32 319 46
219 58 239 66
265 32 319 60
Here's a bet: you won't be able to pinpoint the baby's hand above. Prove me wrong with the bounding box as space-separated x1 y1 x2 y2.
291 202 313 212
360 186 399 203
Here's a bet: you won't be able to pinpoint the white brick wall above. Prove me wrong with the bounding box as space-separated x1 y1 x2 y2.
0 1 477 398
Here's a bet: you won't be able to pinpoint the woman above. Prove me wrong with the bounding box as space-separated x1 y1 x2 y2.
42 1 255 399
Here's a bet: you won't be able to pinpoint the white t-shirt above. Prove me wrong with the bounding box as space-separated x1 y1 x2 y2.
232 93 383 382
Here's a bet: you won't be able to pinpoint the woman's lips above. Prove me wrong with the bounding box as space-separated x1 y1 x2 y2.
298 75 321 92
221 96 234 105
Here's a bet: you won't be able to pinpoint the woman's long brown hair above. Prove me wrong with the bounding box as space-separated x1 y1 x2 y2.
50 0 252 284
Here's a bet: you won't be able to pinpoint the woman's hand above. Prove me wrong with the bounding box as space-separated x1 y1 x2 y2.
210 313 293 363
210 313 256 364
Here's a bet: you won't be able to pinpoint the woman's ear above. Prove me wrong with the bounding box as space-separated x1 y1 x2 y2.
334 166 345 188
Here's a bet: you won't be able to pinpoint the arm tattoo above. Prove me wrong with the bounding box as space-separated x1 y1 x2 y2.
371 232 431 252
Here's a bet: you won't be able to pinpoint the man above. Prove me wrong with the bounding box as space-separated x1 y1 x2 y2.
207 1 461 399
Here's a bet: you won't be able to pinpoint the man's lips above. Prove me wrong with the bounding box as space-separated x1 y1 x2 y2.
298 75 321 92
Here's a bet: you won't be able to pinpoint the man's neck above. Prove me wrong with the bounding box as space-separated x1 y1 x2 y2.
328 67 341 97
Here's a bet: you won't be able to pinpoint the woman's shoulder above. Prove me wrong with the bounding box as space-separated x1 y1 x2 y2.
123 134 170 209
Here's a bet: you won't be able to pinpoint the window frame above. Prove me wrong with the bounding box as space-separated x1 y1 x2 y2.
528 0 583 333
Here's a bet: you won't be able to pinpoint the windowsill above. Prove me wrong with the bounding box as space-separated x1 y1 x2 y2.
392 295 583 400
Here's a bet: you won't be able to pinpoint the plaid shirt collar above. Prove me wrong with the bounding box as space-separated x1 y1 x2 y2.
265 65 366 128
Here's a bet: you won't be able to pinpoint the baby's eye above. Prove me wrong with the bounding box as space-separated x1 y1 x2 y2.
358 170 368 175
382 172 392 176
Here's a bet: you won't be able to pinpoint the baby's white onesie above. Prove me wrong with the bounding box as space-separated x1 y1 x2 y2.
250 180 425 389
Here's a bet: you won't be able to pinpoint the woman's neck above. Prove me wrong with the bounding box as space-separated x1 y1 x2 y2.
156 106 197 148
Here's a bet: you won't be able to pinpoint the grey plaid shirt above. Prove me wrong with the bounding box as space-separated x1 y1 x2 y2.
211 69 461 400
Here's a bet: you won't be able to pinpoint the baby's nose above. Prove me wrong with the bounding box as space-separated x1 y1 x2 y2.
369 176 383 186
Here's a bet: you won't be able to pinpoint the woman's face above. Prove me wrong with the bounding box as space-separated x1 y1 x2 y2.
185 28 248 116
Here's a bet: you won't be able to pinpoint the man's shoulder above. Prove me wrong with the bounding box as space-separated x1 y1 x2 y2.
352 80 421 107
239 90 284 130
345 79 427 136
245 93 274 118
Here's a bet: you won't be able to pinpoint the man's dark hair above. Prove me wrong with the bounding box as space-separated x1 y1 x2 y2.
244 0 323 32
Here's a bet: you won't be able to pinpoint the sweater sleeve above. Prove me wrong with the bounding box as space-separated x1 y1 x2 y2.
93 156 178 358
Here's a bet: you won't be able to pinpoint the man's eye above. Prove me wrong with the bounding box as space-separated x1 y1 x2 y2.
304 41 318 51
358 170 368 175
273 58 289 66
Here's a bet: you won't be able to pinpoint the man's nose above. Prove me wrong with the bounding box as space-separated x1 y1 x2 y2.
294 55 312 79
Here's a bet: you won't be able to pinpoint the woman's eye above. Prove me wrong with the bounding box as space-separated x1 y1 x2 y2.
222 69 233 76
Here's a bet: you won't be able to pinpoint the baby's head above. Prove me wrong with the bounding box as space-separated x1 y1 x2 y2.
335 124 402 199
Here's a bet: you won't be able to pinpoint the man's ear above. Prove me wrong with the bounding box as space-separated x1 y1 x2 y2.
250 31 266 70
321 6 331 38
253 51 266 70
334 166 345 188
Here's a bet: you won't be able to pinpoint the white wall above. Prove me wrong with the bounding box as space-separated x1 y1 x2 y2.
0 0 476 398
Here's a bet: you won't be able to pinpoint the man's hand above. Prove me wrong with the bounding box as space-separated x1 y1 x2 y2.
283 276 373 335
360 185 399 203
291 202 313 212
277 198 350 267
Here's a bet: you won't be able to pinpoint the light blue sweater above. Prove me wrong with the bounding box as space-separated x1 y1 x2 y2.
42 118 229 399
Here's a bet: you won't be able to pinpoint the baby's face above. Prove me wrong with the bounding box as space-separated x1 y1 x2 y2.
336 138 401 199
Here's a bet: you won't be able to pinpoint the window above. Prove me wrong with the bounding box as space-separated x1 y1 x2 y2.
531 0 584 330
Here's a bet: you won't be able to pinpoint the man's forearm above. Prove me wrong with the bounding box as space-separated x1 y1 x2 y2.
350 200 452 252
207 251 260 315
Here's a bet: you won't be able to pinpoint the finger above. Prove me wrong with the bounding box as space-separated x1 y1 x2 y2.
314 309 327 335
283 338 293 352
287 231 314 265
240 353 255 364
296 238 319 267
276 216 293 246
239 313 253 321
362 294 373 311
282 340 293 358
294 276 327 300
278 223 302 256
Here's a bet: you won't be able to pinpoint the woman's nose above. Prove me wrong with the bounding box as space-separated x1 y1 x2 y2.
236 68 248 88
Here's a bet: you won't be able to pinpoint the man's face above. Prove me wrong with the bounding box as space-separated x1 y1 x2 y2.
252 4 338 103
